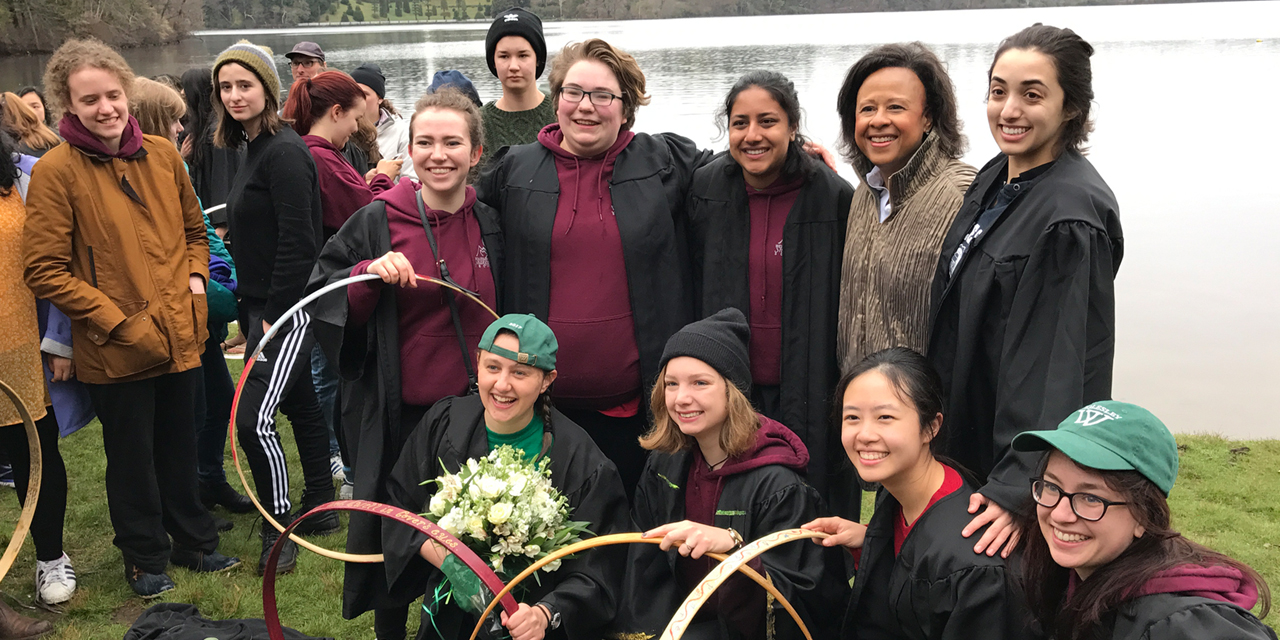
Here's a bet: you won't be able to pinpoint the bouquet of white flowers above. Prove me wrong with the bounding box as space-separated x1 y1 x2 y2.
423 445 591 589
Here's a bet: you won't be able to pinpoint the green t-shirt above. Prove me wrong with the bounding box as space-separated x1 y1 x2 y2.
486 413 544 462
480 94 556 169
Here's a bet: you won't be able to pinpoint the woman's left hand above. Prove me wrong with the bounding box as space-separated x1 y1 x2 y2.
644 520 735 559
963 493 1021 558
501 603 549 640
189 274 206 295
802 141 838 172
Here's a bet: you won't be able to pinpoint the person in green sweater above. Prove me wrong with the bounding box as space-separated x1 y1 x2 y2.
480 7 555 168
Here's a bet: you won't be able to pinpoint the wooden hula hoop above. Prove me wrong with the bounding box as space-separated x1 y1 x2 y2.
0 380 41 585
263 500 517 640
228 273 498 563
469 532 821 640
661 529 827 640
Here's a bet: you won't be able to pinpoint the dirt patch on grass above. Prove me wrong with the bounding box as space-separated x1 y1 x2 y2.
111 600 146 626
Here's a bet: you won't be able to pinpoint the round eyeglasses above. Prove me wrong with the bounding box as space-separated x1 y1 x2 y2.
558 86 622 107
1030 478 1128 522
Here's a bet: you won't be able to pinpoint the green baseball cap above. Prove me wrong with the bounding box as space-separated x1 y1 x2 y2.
478 314 557 371
1012 401 1179 496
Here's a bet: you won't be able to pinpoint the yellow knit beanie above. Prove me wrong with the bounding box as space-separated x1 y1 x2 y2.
212 40 282 100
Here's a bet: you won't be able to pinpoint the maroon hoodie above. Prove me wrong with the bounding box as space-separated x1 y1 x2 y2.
536 124 642 412
745 177 802 386
303 134 394 235
678 415 810 624
1135 564 1261 610
347 180 496 407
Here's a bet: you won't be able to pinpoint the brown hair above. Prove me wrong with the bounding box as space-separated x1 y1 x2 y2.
548 38 651 132
409 88 485 181
42 38 136 118
639 362 760 458
379 98 400 118
212 61 286 149
1017 458 1272 639
0 92 60 151
836 42 967 163
127 78 186 140
990 23 1095 155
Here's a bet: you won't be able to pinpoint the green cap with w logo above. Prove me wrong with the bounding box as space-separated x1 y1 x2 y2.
1012 401 1179 496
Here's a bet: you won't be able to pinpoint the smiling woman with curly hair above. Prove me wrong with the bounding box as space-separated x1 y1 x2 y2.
23 37 238 599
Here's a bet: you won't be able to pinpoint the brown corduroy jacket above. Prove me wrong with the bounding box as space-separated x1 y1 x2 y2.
23 136 210 384
837 133 975 372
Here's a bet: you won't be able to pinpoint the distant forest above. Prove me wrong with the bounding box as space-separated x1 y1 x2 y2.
0 0 1231 54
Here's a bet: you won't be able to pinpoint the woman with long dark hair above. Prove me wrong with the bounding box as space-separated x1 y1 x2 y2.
1011 402 1273 639
689 70 855 519
927 24 1124 557
213 40 333 574
180 66 244 234
804 347 1031 638
17 86 54 128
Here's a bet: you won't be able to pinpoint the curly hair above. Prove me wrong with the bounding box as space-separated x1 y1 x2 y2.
42 38 136 118
128 78 186 140
548 39 651 132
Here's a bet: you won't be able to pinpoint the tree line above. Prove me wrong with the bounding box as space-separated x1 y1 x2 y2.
0 0 1227 54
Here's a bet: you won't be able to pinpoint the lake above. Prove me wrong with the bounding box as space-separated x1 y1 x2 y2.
2 1 1277 438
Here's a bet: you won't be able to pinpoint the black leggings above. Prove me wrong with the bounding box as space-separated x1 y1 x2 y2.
0 410 67 562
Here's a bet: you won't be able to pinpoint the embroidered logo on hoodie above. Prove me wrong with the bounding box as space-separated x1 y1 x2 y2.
475 245 489 270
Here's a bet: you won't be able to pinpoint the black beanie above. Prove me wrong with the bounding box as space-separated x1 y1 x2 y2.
660 308 752 394
351 63 386 99
485 7 547 80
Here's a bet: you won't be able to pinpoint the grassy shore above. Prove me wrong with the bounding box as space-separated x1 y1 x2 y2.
1 360 1275 637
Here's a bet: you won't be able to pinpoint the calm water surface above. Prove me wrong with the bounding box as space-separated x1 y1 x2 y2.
4 2 1277 438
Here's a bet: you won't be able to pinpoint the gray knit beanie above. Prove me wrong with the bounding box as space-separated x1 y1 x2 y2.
659 308 752 394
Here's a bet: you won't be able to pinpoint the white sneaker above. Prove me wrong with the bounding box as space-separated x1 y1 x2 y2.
35 553 76 605
339 479 354 500
330 454 346 482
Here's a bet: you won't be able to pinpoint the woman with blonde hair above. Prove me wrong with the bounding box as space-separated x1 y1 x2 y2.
612 308 848 640
23 37 237 598
129 75 253 525
0 92 60 157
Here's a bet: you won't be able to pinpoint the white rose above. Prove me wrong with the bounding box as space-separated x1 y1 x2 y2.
468 481 483 501
439 513 460 536
488 502 513 524
467 516 486 539
478 476 507 499
467 459 481 473
428 493 448 516
508 474 528 495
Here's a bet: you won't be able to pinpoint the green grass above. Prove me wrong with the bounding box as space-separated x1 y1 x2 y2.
2 371 1276 637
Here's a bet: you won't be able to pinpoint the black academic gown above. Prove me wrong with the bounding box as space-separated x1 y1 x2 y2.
842 481 1035 640
614 450 849 640
382 395 632 640
687 154 855 520
1109 593 1277 640
927 151 1123 511
306 199 504 618
475 133 714 396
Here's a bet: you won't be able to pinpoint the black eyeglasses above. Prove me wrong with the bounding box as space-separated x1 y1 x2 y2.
1030 478 1128 522
558 86 622 107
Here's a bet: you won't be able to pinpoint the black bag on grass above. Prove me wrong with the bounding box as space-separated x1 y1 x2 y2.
124 602 333 640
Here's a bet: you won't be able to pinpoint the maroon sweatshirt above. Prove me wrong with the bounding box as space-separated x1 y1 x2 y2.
679 415 810 629
303 134 394 235
1135 564 1262 609
745 177 802 386
346 180 496 407
537 125 642 412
